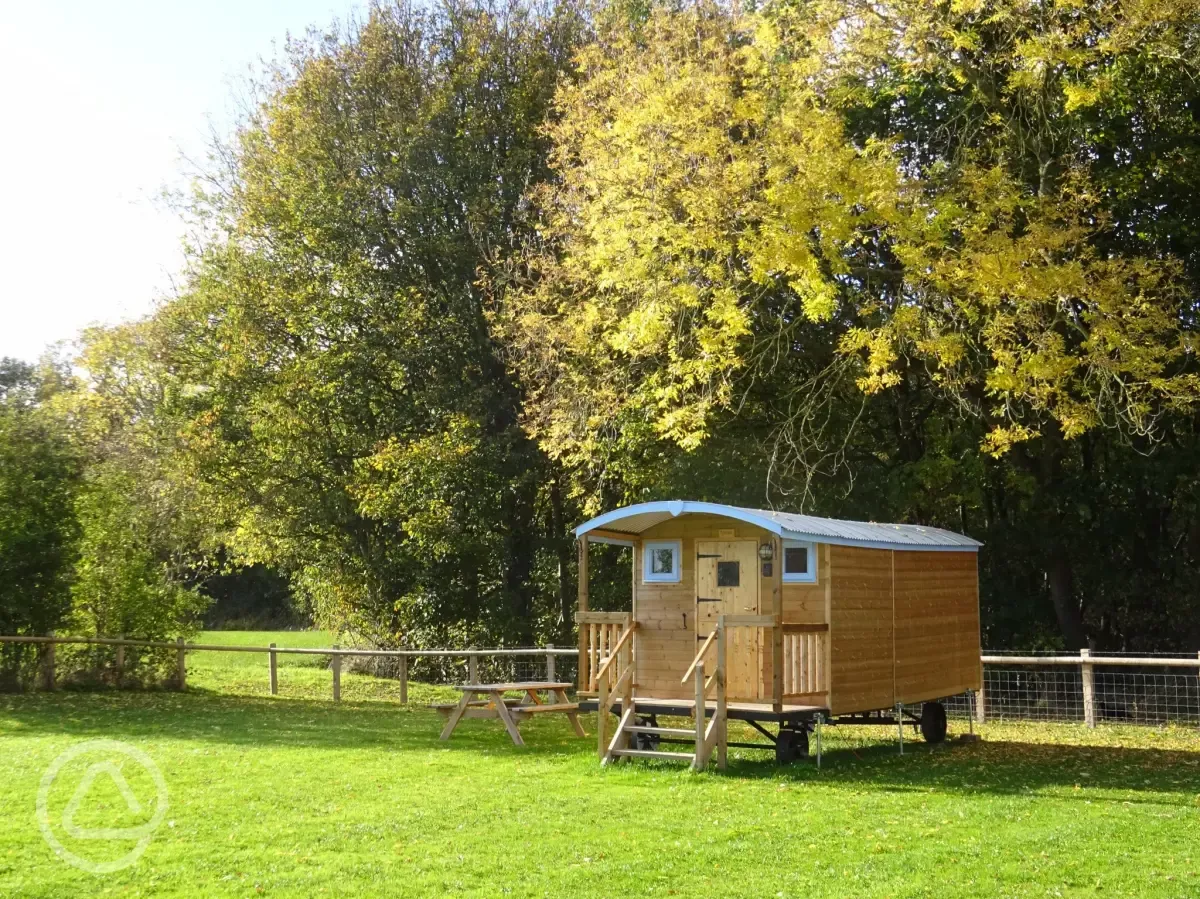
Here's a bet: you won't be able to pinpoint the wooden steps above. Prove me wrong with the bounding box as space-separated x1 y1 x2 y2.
596 619 730 771
611 748 695 762
625 724 693 737
602 706 707 766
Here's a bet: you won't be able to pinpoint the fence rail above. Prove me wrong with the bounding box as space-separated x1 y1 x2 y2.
5 635 1200 727
0 634 576 702
953 649 1200 728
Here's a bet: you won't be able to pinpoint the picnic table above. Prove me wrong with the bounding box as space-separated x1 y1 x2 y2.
435 682 585 746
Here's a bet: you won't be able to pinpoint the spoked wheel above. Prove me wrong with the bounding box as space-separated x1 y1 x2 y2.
775 727 810 764
632 716 660 752
920 701 948 743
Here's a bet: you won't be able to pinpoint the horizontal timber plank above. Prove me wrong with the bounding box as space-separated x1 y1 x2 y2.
509 703 579 715
721 614 775 627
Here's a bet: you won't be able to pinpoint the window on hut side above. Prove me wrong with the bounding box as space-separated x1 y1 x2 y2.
643 540 681 583
783 540 817 583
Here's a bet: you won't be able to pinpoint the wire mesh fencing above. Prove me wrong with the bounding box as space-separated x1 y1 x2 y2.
943 652 1200 727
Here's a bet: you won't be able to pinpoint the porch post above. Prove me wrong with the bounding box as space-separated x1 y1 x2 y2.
578 537 589 612
772 535 784 713
577 538 589 693
717 620 727 771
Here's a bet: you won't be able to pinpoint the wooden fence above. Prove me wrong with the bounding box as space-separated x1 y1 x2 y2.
974 651 1200 728
5 636 1200 727
0 634 576 703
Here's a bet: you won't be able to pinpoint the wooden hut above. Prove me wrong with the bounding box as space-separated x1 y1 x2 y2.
574 501 982 768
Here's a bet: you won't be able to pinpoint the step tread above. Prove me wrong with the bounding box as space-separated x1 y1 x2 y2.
611 748 696 761
625 725 695 737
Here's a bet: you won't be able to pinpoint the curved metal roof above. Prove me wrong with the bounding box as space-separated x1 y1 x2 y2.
575 500 981 552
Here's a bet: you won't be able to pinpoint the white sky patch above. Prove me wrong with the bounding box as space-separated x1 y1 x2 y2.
0 0 365 362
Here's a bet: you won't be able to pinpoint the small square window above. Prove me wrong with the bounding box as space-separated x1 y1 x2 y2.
784 547 808 575
717 560 740 587
782 541 817 583
643 540 681 583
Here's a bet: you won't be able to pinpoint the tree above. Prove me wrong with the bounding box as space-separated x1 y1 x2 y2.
42 323 214 685
157 0 586 647
0 358 81 687
502 1 1200 648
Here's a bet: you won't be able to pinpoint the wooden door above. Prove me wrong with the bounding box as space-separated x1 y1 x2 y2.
696 540 761 701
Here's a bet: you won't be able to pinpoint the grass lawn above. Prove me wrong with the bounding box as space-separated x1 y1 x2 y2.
187 631 334 694
2 633 1199 897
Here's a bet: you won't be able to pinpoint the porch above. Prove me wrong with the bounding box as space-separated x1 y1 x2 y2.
576 607 830 769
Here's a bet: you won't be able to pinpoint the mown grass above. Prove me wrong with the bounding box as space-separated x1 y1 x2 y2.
1 632 1199 897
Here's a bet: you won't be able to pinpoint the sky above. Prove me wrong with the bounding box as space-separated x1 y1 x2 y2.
0 0 367 363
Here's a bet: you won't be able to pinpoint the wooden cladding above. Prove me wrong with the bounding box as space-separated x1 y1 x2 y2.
782 629 827 697
723 622 763 702
893 550 981 704
827 545 980 715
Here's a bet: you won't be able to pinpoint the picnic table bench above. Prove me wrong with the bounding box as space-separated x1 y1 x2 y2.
434 681 585 746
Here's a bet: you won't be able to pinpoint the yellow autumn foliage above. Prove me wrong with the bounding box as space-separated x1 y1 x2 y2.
499 0 1200 464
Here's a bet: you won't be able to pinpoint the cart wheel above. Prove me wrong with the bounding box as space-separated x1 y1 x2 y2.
920 702 948 743
775 727 809 764
633 716 660 752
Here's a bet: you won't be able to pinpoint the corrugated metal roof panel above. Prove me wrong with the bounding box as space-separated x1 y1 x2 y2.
575 500 981 552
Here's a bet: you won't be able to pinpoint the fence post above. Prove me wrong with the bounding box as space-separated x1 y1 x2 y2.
1081 648 1095 728
332 645 341 702
175 636 186 690
40 632 56 691
468 649 479 685
975 669 987 726
399 649 408 704
546 644 556 682
115 634 125 687
269 642 278 695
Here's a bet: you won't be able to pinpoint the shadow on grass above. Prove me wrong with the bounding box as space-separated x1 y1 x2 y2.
0 688 588 758
720 735 1200 805
4 690 1200 800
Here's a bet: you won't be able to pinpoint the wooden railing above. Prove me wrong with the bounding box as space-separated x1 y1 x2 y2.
577 611 632 695
596 622 636 760
682 619 728 771
782 624 829 700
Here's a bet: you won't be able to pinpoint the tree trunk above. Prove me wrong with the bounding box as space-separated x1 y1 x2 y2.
549 476 573 641
1048 549 1087 650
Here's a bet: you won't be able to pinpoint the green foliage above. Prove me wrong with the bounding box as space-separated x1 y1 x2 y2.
63 464 209 686
15 0 1198 655
201 566 302 630
157 0 587 648
505 0 1199 463
0 358 81 687
500 0 1200 650
36 323 219 687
